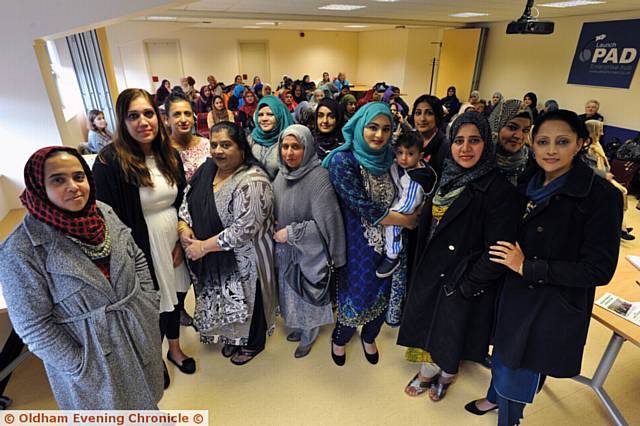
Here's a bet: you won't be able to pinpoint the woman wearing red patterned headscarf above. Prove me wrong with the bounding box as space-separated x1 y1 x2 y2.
0 146 164 409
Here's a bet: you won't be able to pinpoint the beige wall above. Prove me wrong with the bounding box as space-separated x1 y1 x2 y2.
107 22 359 92
356 29 409 90
402 28 443 107
479 11 640 130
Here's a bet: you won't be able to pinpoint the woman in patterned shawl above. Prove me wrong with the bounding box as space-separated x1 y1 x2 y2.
323 102 418 366
178 122 276 366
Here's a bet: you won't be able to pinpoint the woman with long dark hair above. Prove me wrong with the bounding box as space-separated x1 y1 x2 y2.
93 88 195 389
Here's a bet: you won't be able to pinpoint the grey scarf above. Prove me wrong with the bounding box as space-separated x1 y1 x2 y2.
277 124 321 181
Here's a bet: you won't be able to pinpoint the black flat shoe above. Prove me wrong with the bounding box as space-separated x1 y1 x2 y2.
286 331 302 342
464 400 498 416
331 342 346 366
221 344 239 358
167 351 196 374
163 362 170 389
360 337 379 365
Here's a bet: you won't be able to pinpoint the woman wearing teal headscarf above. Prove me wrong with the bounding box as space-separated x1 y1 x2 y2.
324 102 419 366
248 95 294 179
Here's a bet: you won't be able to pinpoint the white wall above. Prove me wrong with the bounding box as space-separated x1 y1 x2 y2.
107 22 359 92
0 0 184 218
479 11 640 130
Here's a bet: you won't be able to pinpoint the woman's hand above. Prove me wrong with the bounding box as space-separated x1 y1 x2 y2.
403 211 420 230
184 237 207 261
172 241 184 267
273 228 288 244
489 241 525 275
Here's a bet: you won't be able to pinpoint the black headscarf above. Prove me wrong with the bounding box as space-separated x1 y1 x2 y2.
314 98 345 159
438 111 496 194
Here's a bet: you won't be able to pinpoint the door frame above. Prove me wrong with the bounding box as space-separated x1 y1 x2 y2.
143 38 185 91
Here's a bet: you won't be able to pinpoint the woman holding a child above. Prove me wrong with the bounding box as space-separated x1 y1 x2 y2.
397 111 524 401
323 102 418 367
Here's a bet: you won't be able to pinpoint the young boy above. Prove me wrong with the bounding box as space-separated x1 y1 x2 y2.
376 130 436 278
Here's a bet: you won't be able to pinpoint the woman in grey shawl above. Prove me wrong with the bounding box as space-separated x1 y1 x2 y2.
273 124 347 358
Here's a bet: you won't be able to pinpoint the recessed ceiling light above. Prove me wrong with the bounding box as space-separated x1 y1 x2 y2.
256 22 276 25
319 4 367 11
147 16 177 21
344 25 368 28
449 12 489 18
539 0 605 7
243 26 260 29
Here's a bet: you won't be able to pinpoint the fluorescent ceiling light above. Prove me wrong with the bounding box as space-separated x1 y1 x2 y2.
147 16 177 21
375 0 400 2
256 22 276 25
321 28 337 30
539 0 605 7
344 25 368 28
243 26 260 29
319 4 367 11
449 12 489 18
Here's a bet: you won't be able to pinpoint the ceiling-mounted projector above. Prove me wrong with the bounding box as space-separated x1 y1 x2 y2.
507 0 554 35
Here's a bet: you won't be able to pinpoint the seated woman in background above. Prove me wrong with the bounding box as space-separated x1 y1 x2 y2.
178 122 276 366
155 79 171 106
314 98 345 160
466 110 623 425
584 119 633 240
523 92 539 122
93 88 195 389
207 95 235 130
485 91 503 117
273 124 346 358
398 111 522 402
441 86 460 122
578 99 604 122
489 99 538 192
340 94 357 121
333 72 349 92
227 84 245 111
248 95 294 179
0 147 164 409
323 102 418 367
281 89 298 113
195 85 213 114
238 90 258 130
87 109 113 154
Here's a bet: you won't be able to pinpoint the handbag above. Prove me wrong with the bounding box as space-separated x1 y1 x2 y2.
283 228 335 307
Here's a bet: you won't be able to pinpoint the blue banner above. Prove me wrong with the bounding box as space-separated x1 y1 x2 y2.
568 19 640 89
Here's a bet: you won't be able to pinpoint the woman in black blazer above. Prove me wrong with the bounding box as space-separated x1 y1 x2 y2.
398 111 523 401
93 89 195 388
466 110 623 425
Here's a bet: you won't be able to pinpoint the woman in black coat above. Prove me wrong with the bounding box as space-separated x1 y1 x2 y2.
466 110 623 425
397 111 523 401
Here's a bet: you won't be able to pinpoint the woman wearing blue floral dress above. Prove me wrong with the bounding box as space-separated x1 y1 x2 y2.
323 102 418 366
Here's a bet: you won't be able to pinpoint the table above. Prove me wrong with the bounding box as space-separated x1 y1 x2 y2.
573 256 640 426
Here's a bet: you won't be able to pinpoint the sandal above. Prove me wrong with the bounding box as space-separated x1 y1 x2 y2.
429 375 455 402
221 344 239 358
230 347 263 366
404 372 439 397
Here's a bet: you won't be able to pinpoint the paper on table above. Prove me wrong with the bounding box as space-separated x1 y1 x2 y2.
626 255 640 271
596 292 640 327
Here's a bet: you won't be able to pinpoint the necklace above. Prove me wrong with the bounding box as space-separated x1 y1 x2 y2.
212 172 232 190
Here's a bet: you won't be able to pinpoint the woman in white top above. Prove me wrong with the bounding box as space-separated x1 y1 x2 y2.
93 88 196 389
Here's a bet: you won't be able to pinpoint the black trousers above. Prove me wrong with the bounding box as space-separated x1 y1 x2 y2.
159 292 186 341
245 282 267 351
0 330 25 395
332 310 386 346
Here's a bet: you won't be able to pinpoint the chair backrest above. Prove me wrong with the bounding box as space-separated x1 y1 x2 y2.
197 113 209 138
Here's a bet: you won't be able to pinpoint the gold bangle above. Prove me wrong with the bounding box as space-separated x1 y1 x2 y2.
518 261 525 276
177 222 189 233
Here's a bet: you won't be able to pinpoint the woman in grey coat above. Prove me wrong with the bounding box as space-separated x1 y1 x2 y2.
0 147 163 409
273 124 347 358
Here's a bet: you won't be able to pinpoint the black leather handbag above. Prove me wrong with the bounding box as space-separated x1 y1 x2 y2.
284 230 335 307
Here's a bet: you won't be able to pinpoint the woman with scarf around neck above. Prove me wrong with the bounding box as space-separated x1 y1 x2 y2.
0 147 164 409
323 102 418 366
466 110 623 425
93 89 194 389
314 98 345 160
398 111 523 402
178 122 276 366
207 95 235 130
489 99 538 193
281 89 298 113
485 91 503 117
523 92 539 122
227 84 246 111
273 125 346 358
248 95 294 179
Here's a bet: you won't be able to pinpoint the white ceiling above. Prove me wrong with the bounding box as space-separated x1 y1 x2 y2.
138 0 640 31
